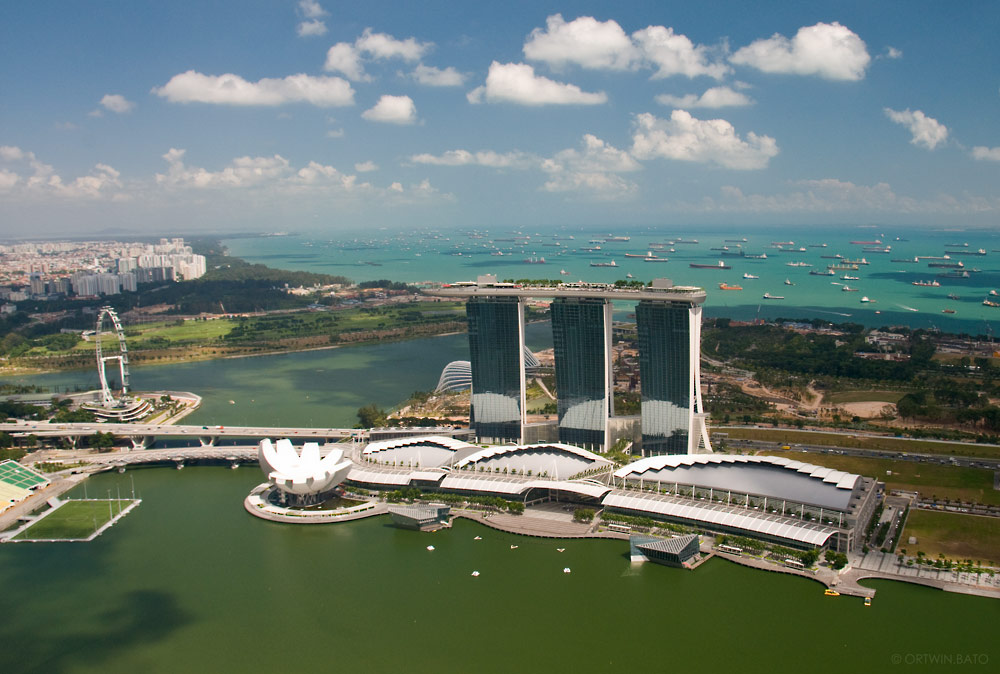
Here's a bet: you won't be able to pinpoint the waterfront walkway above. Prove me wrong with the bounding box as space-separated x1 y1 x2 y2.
840 549 1000 599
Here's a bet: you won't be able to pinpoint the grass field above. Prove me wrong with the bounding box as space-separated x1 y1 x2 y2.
823 391 907 404
717 427 1000 460
899 509 1000 563
758 450 1000 506
12 499 134 540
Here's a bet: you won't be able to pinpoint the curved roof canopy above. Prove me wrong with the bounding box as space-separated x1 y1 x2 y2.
613 454 860 510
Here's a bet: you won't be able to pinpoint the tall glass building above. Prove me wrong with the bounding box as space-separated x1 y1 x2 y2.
551 297 612 450
466 296 525 443
636 300 709 455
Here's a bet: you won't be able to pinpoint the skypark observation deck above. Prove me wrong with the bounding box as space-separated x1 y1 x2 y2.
427 277 710 455
431 278 707 304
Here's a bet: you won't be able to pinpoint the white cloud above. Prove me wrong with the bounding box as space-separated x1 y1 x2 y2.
409 149 535 168
656 86 752 109
0 169 20 190
0 145 122 198
541 134 640 198
152 71 354 107
632 25 729 80
412 64 465 87
324 43 369 81
354 161 378 172
971 146 1000 161
298 0 327 19
467 62 607 106
297 20 327 37
884 108 948 150
0 146 25 161
731 22 870 80
523 14 638 71
521 15 727 80
631 110 779 170
326 128 345 138
157 148 293 188
100 94 135 114
884 46 902 59
362 95 417 124
687 179 1000 216
356 28 431 62
325 30 433 81
409 135 638 199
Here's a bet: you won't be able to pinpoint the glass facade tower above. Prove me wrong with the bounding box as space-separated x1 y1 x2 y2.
466 296 525 443
636 300 706 455
551 297 612 449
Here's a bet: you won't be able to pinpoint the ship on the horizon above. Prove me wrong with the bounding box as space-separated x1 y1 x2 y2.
719 283 743 291
590 260 617 267
762 293 784 300
689 260 730 269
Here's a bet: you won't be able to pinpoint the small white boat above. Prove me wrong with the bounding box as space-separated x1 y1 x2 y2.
560 269 570 275
861 296 872 303
510 545 518 549
474 536 482 540
784 278 794 286
743 273 759 279
556 548 565 552
426 546 435 551
471 571 480 577
563 567 571 574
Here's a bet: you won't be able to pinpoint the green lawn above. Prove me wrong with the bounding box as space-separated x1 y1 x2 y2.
899 509 1000 564
759 450 1000 506
12 499 134 540
718 427 1000 460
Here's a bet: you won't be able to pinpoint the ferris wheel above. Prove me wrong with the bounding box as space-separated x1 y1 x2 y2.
95 306 130 407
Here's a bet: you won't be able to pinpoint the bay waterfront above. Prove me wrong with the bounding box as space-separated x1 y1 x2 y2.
0 466 994 674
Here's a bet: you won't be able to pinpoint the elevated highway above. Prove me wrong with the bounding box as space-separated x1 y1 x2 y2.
0 421 361 449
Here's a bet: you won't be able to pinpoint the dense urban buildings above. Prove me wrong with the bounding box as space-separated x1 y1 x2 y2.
432 276 710 455
0 237 205 300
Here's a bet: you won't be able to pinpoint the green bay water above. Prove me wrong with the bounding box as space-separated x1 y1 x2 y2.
0 467 995 674
225 225 1000 333
1 324 551 428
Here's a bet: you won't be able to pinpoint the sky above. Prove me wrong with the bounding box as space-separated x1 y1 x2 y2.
1 0 999 237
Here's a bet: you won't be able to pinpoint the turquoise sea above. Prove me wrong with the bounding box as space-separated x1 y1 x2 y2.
225 225 1000 333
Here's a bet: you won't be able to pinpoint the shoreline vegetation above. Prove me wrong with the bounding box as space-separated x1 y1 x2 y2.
0 237 470 376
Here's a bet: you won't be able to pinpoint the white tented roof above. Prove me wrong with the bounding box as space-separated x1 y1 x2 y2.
347 467 412 486
362 435 477 456
603 492 835 547
453 442 611 469
611 454 860 511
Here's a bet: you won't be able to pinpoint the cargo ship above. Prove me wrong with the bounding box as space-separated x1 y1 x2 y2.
912 280 941 287
718 283 743 291
689 260 730 269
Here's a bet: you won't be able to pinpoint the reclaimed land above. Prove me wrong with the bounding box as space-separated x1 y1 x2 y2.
900 509 1000 563
721 427 1000 460
758 449 1000 506
6 302 467 375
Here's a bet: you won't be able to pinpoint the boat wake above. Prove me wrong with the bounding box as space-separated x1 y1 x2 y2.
811 309 853 317
896 304 920 312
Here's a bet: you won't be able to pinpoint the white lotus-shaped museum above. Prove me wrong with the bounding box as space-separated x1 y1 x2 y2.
258 438 353 496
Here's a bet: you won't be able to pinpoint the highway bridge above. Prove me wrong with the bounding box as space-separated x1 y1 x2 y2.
0 422 361 449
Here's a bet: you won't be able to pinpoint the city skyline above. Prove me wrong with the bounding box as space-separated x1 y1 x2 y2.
2 1 999 236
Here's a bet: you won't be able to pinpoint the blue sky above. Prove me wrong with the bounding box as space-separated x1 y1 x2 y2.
1 0 998 237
